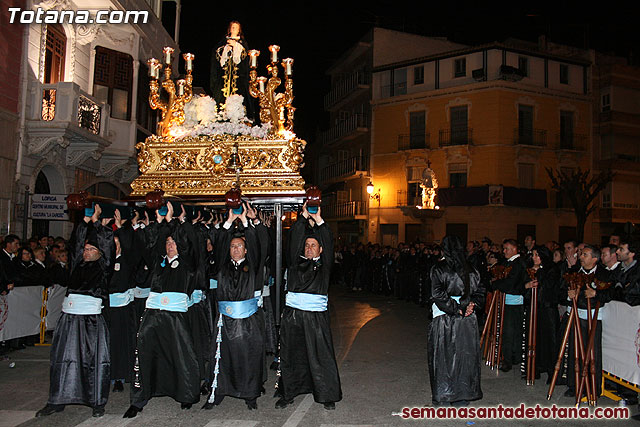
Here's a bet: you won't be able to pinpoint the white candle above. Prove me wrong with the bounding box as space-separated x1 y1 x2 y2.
249 50 259 68
183 53 194 71
282 58 294 76
257 77 266 93
163 47 174 65
269 45 280 63
177 79 185 96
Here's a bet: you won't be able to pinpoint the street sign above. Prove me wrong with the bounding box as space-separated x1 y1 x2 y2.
30 194 68 221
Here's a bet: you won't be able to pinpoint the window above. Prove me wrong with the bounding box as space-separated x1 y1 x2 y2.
602 93 611 112
601 183 612 208
93 46 133 120
560 64 569 84
409 111 426 149
449 162 467 187
518 56 529 77
450 106 468 145
393 68 407 96
560 111 574 149
137 61 157 134
454 58 466 78
518 163 535 188
407 182 421 206
413 65 424 85
44 24 66 83
518 105 534 144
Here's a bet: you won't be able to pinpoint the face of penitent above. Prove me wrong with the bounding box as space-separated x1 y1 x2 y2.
83 244 100 262
166 237 178 259
304 237 322 260
229 238 247 262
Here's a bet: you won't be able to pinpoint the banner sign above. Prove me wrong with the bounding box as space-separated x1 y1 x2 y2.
30 194 68 221
602 301 640 386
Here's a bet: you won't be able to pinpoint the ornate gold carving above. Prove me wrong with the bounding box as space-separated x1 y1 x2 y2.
135 142 154 174
156 149 200 171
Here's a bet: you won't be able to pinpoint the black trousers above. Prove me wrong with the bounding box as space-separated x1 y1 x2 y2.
502 305 524 365
567 317 602 396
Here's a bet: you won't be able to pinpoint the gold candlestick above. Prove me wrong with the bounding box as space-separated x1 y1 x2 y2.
148 46 194 138
249 45 294 135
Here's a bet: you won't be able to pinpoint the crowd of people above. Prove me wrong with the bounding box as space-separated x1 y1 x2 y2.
1 202 342 418
2 211 640 415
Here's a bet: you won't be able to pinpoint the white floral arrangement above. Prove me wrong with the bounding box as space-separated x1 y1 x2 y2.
171 94 270 139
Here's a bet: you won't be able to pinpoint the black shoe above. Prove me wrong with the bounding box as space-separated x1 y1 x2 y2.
323 402 336 410
202 395 224 409
563 388 575 398
123 405 142 418
245 399 257 410
92 406 105 417
35 404 64 417
181 403 192 410
451 400 469 407
275 398 294 409
113 380 124 392
499 363 512 372
200 383 210 395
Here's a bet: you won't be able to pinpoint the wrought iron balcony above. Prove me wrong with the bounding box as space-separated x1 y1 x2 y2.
398 133 430 150
324 71 371 110
439 128 473 147
319 114 369 145
396 190 423 207
555 133 587 151
320 156 369 183
513 128 546 146
322 200 369 219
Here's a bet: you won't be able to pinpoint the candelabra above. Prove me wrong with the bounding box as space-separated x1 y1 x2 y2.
248 45 295 135
147 47 194 138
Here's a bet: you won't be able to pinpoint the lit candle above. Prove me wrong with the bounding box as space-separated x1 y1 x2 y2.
248 50 260 68
163 46 174 65
183 53 194 71
269 45 280 63
147 58 160 79
257 77 266 93
176 79 185 96
282 58 294 76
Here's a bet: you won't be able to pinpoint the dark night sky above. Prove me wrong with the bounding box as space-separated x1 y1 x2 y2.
165 1 639 141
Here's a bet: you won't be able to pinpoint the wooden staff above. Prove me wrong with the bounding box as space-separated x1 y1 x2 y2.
526 268 538 385
569 287 592 406
486 293 499 367
547 301 575 399
496 292 506 371
481 291 496 352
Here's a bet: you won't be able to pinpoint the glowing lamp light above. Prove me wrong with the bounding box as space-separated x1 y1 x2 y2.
281 215 286 221
435 205 440 210
366 181 374 194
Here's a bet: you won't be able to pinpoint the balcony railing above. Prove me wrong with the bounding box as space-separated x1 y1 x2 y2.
320 156 369 183
319 114 369 145
324 71 371 109
556 133 587 151
34 82 108 138
396 190 422 207
439 128 473 147
323 201 368 219
398 133 430 150
513 128 546 146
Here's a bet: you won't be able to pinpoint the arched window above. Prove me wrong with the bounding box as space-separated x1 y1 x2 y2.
44 24 66 84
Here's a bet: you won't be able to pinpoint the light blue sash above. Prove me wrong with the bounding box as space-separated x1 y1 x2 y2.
134 287 150 299
567 305 604 321
286 292 328 312
146 291 189 312
188 289 205 307
432 295 461 319
505 293 524 305
209 278 218 289
109 288 134 308
218 297 259 319
62 294 103 315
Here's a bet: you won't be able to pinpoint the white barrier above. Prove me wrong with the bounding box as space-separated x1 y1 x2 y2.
0 285 66 341
602 300 640 386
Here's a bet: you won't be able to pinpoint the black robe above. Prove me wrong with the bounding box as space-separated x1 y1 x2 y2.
277 218 342 404
428 260 485 404
530 264 562 376
105 224 143 382
207 221 266 402
131 220 200 406
48 220 114 408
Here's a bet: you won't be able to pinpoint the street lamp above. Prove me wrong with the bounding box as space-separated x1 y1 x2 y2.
367 181 381 243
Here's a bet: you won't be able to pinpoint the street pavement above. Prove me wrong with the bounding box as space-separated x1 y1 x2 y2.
0 288 636 426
